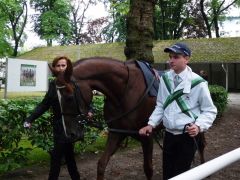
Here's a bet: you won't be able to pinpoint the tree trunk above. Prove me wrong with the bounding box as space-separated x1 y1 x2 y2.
13 40 19 57
124 0 155 64
200 0 212 38
11 1 28 57
213 14 220 38
47 39 52 46
159 0 166 40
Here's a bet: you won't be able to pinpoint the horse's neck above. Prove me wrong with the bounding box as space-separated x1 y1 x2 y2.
93 63 144 107
93 71 127 101
76 61 129 104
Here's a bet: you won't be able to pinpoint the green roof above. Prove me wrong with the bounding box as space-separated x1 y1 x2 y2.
18 37 240 63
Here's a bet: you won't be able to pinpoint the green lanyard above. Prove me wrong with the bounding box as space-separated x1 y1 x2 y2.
162 74 205 120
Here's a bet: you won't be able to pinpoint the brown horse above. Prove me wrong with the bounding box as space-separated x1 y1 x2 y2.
55 57 205 180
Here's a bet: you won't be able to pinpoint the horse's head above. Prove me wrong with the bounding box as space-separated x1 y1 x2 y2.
55 71 93 141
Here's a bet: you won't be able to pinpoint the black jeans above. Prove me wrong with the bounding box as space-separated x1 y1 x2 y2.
48 142 80 180
162 131 198 180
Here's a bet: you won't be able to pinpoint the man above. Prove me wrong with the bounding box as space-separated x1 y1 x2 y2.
139 42 217 179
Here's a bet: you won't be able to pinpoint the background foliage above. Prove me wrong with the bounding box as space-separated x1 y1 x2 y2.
209 84 228 117
0 0 27 57
1 0 240 57
0 96 105 173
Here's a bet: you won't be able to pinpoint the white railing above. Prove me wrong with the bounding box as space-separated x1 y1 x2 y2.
170 147 240 180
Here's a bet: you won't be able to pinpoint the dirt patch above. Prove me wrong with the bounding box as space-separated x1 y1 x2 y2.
1 94 240 180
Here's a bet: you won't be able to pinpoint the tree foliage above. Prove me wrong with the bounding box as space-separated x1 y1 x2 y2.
154 0 208 40
0 0 28 57
200 0 240 38
30 0 72 46
1 0 238 53
0 14 13 57
182 1 208 38
68 0 98 45
155 0 190 39
83 17 108 43
102 0 129 42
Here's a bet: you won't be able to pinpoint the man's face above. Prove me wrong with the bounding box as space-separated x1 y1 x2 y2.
168 52 189 74
54 59 67 73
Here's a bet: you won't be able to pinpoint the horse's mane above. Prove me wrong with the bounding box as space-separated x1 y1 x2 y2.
73 56 136 67
70 56 139 80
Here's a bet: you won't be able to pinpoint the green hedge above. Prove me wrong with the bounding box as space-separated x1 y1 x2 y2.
0 96 105 173
209 85 228 117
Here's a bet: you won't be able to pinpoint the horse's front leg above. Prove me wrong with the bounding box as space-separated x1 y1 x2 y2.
97 132 125 180
141 136 154 180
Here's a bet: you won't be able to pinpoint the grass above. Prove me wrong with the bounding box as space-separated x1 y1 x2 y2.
0 135 107 174
81 134 107 153
20 138 50 165
0 89 45 99
17 37 240 63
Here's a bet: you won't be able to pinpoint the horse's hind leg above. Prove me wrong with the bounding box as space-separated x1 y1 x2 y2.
97 132 125 180
141 137 154 180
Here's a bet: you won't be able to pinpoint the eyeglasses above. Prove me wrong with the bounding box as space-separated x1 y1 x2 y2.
56 64 66 67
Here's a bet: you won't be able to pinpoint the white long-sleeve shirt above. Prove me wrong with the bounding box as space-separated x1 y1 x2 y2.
148 66 217 135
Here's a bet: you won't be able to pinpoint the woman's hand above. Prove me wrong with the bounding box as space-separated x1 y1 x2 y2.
23 121 31 128
87 112 93 120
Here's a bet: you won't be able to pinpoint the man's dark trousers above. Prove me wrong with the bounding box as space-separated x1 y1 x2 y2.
162 131 198 180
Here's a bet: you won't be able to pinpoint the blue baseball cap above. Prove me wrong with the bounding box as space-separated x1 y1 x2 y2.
164 42 191 57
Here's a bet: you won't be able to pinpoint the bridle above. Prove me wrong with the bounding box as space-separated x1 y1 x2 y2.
56 82 103 129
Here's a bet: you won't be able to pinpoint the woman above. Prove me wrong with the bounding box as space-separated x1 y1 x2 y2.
24 56 93 180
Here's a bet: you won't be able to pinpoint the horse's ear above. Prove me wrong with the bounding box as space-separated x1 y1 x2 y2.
48 64 58 77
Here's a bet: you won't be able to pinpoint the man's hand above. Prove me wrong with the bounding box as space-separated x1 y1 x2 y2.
23 121 31 128
186 123 200 137
139 125 153 136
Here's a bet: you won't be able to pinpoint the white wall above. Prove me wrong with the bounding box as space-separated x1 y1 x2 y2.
6 58 48 92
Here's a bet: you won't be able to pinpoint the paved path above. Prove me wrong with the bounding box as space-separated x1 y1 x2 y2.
228 93 240 106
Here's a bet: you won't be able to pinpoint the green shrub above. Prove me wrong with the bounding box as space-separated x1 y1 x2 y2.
209 85 228 117
0 98 39 173
0 96 105 173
